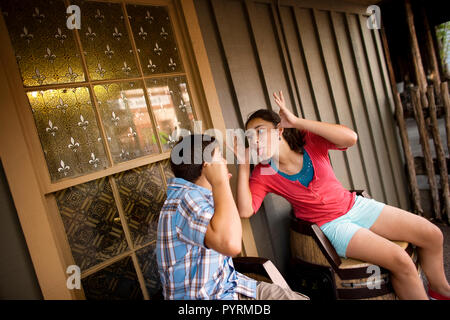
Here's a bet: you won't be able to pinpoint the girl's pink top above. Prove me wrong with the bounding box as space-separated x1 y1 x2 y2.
249 130 356 227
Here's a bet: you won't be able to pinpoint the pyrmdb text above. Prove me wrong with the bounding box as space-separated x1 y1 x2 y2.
178 304 271 317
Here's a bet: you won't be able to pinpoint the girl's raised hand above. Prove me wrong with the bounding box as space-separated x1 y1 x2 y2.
225 135 249 165
273 90 298 128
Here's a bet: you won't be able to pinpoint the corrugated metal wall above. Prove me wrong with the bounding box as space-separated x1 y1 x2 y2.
195 0 410 273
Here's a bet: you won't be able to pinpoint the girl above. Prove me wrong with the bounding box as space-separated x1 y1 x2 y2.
236 90 450 300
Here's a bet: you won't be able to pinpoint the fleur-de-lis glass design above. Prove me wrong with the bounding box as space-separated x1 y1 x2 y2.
94 81 158 163
27 87 108 181
20 27 34 43
127 127 137 138
94 9 105 22
89 153 100 168
2 0 85 86
145 10 154 23
121 61 131 75
111 111 120 126
86 27 97 41
78 115 89 130
57 160 70 176
32 7 45 23
146 76 194 151
44 47 56 63
160 27 168 39
126 4 183 75
167 133 177 148
77 1 138 80
46 119 58 136
147 59 156 73
120 91 128 104
27 87 108 182
68 137 80 152
168 58 176 71
95 63 106 78
119 149 130 160
138 27 147 40
153 43 162 56
65 66 78 82
32 68 46 85
134 111 144 121
55 28 67 43
178 100 186 112
112 27 122 41
56 97 69 113
104 44 114 59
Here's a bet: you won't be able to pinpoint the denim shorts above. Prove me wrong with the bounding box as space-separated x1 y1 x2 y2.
319 195 386 258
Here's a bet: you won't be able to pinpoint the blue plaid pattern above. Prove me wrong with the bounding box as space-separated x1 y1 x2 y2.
156 177 257 300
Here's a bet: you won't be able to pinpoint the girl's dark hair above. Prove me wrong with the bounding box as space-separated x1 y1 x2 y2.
170 134 217 183
245 109 305 153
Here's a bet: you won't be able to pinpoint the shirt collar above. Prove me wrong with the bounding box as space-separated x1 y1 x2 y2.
167 177 213 197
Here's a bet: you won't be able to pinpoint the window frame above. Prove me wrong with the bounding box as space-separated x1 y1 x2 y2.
0 0 253 300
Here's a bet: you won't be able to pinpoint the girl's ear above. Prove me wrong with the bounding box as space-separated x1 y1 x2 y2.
278 125 284 137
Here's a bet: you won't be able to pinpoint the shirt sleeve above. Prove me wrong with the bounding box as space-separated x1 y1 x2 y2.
249 166 269 215
175 189 214 249
303 130 348 154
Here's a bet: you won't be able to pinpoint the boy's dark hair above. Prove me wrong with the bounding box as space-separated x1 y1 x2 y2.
170 134 217 183
245 109 305 153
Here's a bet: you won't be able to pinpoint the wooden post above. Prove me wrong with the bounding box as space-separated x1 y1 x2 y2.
441 82 450 154
427 87 450 223
421 7 441 98
411 87 441 220
395 92 424 216
380 27 423 215
405 0 428 98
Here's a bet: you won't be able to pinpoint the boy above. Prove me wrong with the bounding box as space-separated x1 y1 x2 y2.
156 134 308 300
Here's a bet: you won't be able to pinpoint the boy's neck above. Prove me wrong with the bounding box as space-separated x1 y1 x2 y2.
194 175 212 191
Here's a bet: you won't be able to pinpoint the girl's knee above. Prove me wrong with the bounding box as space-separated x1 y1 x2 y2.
420 221 443 248
390 248 416 276
429 224 443 245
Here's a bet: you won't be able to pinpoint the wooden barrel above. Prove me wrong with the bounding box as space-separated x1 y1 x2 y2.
290 223 420 300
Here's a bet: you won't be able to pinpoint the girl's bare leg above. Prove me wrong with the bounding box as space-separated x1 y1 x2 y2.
346 227 428 299
369 205 450 297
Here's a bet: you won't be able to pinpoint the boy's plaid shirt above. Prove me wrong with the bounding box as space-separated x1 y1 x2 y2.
156 177 257 300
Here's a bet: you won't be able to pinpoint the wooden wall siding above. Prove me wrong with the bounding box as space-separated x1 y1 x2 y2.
195 0 410 267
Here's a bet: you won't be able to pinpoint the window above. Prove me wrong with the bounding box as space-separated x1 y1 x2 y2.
1 0 197 299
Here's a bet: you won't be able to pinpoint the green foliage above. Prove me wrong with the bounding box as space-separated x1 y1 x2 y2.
435 21 450 79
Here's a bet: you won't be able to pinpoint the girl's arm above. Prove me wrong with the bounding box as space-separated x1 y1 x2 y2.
226 139 255 218
274 91 358 148
237 161 254 218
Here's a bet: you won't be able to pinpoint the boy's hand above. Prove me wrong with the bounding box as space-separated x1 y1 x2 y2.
273 90 300 129
203 158 230 187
